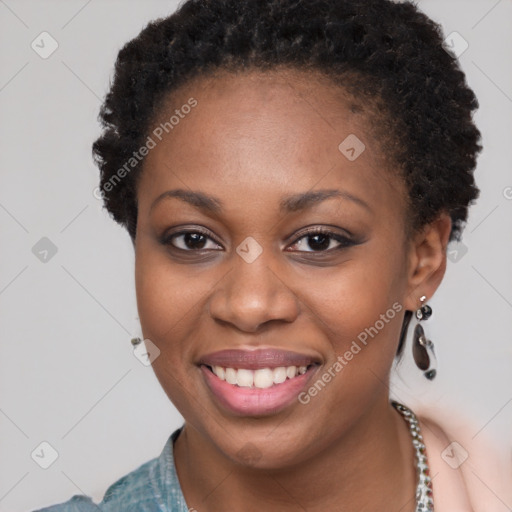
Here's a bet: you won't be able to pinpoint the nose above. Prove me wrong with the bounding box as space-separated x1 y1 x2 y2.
208 250 300 333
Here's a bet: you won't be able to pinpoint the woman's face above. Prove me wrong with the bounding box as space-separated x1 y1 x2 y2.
134 68 421 468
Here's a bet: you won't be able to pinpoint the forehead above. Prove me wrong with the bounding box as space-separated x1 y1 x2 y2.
137 68 403 221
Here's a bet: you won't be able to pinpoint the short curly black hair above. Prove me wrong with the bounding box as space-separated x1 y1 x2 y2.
93 0 481 248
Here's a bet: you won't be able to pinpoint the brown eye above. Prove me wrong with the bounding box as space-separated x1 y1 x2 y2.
162 229 222 252
288 228 355 253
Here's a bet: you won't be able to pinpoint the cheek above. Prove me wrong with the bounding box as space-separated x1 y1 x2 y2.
304 246 406 382
296 264 405 436
135 241 200 329
311 255 403 336
134 249 207 415
134 246 202 362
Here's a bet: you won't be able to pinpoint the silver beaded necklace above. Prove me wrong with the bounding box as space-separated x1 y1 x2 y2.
391 401 434 511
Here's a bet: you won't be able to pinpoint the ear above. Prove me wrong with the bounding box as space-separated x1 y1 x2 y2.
403 212 452 311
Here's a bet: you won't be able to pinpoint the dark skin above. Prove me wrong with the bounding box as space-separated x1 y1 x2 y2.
133 68 452 511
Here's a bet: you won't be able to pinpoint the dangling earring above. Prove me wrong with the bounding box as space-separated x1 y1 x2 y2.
412 295 437 380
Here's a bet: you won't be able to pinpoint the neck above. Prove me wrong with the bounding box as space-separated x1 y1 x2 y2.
174 396 417 512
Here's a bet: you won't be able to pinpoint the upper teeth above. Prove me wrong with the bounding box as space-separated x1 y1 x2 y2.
212 365 308 389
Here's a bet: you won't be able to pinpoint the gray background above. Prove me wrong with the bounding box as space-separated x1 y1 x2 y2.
0 0 511 510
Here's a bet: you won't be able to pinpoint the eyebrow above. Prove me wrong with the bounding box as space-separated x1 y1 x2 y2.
149 188 372 215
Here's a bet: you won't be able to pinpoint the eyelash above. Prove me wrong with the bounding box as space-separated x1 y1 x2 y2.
160 226 356 254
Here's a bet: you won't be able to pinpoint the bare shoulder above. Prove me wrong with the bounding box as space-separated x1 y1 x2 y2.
417 414 512 512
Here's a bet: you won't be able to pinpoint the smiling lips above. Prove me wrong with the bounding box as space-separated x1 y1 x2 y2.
199 348 319 415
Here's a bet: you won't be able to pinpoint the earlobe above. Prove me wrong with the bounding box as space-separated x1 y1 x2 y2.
403 212 452 311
